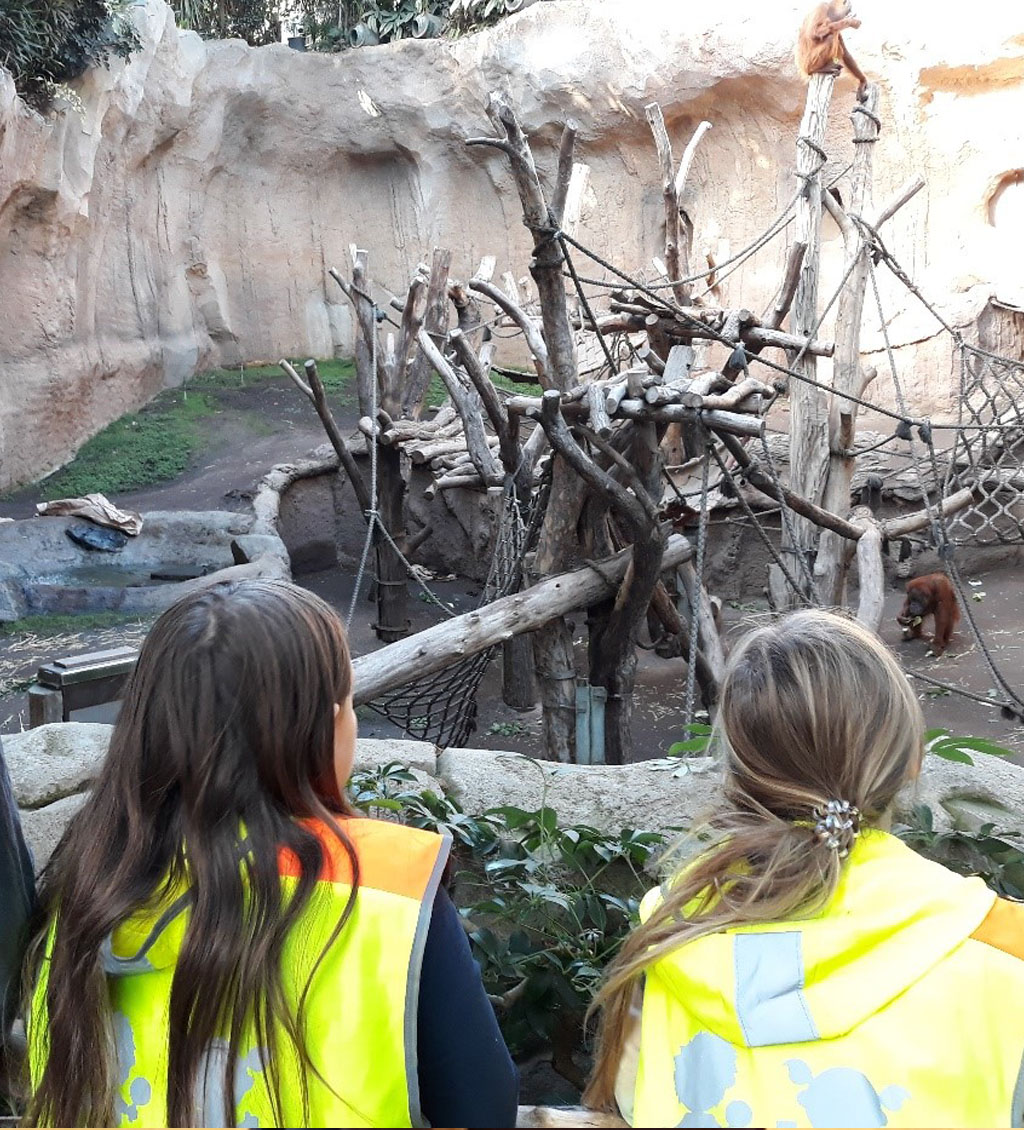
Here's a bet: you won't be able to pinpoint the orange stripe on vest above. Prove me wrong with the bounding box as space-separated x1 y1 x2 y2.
278 816 443 900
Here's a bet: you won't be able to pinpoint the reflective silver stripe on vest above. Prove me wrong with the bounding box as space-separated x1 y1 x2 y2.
734 931 818 1047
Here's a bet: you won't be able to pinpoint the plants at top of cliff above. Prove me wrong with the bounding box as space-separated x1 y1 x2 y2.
0 0 141 110
170 0 281 45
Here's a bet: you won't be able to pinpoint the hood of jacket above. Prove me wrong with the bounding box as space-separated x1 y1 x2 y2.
641 829 996 1046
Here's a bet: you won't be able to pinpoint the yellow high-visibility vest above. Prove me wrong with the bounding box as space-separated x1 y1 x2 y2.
630 830 1024 1128
30 817 450 1128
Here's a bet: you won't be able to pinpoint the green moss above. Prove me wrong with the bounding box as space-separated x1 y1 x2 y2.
38 392 216 500
0 610 152 638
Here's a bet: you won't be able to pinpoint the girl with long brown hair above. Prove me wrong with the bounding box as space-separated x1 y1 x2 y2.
24 579 516 1128
586 609 1024 1128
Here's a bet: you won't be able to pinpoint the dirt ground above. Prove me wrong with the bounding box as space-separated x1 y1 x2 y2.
1 370 1022 760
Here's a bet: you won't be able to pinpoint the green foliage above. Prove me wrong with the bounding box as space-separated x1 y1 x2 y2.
348 761 665 1068
666 722 714 757
925 728 1014 766
169 0 280 44
446 0 529 34
0 0 141 108
37 391 215 500
188 357 356 395
350 758 1024 1081
896 805 1024 901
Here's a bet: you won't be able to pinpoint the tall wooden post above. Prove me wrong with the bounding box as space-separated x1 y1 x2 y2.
815 87 881 607
771 72 836 609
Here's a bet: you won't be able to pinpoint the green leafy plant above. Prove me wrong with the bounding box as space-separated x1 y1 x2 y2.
347 761 665 1084
0 0 141 109
896 805 1024 900
486 720 530 739
666 722 714 757
169 0 280 44
925 727 1014 766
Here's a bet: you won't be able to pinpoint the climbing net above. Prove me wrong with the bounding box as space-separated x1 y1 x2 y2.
943 344 1024 546
362 475 547 747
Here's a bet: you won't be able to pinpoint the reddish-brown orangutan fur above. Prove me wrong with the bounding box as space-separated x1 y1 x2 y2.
795 0 869 101
897 574 961 655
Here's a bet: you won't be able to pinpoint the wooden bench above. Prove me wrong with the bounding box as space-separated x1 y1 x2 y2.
28 646 139 727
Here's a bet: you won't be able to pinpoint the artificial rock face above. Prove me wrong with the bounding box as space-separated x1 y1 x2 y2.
2 0 1022 489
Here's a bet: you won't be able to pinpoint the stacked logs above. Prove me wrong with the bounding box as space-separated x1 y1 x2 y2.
355 343 772 502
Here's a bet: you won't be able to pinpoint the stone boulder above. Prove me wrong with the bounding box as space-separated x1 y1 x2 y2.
8 721 1024 870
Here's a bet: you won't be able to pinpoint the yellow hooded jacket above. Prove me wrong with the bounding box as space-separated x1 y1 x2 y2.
628 830 1024 1128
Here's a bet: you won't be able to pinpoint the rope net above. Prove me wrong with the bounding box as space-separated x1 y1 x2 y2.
362 480 543 747
944 343 1024 546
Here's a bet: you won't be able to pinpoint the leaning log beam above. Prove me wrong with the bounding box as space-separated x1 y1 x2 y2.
352 534 694 705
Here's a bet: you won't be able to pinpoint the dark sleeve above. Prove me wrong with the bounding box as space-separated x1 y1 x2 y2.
416 884 518 1129
0 736 36 1040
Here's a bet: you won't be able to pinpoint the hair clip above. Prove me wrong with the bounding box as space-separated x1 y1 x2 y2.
812 799 861 857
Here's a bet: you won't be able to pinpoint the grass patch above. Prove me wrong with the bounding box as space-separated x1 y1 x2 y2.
21 359 357 502
0 610 152 639
189 359 357 397
37 392 216 501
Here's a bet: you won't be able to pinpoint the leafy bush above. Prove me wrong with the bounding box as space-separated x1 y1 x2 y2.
0 0 140 109
170 0 280 45
171 0 535 48
348 761 666 1082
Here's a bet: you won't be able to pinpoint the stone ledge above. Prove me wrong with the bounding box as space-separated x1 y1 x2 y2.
8 723 1024 871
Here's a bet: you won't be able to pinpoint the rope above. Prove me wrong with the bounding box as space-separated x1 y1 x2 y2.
347 304 379 627
682 444 711 734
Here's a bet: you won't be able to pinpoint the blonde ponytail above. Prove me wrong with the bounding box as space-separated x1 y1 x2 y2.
584 610 924 1113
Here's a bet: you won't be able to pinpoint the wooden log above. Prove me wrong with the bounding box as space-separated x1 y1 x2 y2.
586 382 613 438
714 429 862 541
699 376 772 412
645 102 689 305
503 632 538 710
451 327 525 487
416 328 499 481
815 86 887 606
448 280 487 354
678 560 726 683
637 342 666 376
879 486 975 539
411 436 500 464
470 277 550 385
281 360 371 515
763 241 807 330
674 119 713 281
403 248 452 419
508 393 765 438
852 506 884 631
605 381 629 413
642 316 834 357
783 70 837 605
467 93 577 390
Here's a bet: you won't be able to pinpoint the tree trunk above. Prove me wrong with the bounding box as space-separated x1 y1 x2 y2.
815 86 881 606
503 634 537 710
776 71 836 608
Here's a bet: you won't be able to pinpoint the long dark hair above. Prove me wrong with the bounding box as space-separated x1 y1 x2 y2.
25 579 360 1127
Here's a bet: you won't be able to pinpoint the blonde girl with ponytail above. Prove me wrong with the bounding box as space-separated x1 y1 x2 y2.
585 609 1024 1129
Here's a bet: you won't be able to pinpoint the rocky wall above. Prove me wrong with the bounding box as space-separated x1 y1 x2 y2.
2 0 1023 490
